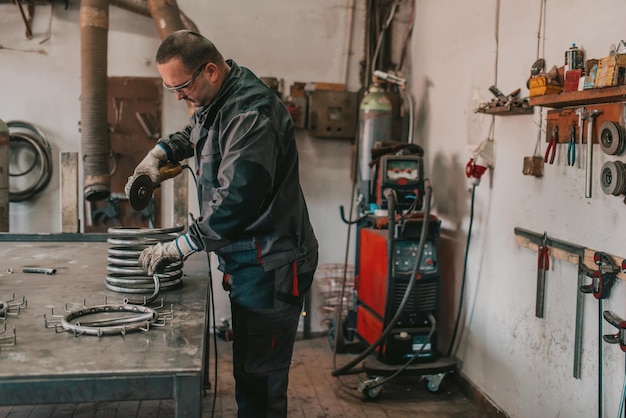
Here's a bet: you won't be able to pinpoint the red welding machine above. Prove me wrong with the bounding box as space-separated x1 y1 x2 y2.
355 218 441 365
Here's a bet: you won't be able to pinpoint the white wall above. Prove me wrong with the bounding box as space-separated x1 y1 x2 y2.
4 0 626 416
413 1 626 417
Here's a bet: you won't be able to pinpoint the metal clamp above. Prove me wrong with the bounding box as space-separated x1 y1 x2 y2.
603 310 626 352
580 252 620 299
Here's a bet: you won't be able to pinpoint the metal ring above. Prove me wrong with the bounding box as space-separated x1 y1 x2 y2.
600 160 626 196
599 121 626 155
60 303 159 336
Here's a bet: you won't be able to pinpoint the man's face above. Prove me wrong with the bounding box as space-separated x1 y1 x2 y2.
158 58 217 107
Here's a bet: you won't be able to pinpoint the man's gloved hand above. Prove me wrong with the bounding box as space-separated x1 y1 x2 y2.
124 144 168 199
139 234 200 275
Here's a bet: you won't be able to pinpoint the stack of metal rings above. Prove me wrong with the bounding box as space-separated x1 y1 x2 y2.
106 226 185 296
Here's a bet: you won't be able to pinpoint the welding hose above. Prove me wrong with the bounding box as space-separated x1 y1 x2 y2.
331 179 433 377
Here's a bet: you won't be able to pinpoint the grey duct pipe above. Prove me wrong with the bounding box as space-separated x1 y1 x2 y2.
0 119 8 232
80 0 110 201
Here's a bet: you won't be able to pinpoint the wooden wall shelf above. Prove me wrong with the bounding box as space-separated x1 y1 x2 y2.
529 85 626 108
476 105 534 116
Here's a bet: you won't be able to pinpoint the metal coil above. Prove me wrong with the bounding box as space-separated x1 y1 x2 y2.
106 226 185 296
7 120 53 202
600 160 626 196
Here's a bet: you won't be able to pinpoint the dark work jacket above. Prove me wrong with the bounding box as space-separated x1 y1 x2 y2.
158 60 318 277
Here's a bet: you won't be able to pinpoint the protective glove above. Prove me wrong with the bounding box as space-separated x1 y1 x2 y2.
139 234 200 275
124 144 168 199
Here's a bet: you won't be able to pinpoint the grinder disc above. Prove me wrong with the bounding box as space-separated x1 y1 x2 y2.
128 174 154 211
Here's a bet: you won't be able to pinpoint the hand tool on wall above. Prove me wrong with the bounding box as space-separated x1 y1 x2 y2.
127 162 183 211
580 252 619 418
536 232 550 318
544 126 558 165
602 309 626 417
567 125 576 167
580 252 619 300
575 107 586 170
514 227 588 379
602 310 626 351
584 110 603 198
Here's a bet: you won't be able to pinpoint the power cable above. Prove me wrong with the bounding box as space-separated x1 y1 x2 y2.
447 183 476 357
184 166 219 417
332 181 433 378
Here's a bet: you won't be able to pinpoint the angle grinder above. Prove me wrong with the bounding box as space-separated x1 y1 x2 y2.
127 162 183 211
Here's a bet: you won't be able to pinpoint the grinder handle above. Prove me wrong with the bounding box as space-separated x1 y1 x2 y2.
158 162 183 182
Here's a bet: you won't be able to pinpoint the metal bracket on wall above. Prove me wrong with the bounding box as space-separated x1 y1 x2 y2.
513 227 626 379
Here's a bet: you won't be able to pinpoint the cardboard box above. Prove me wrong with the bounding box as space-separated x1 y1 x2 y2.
594 54 626 88
529 76 562 97
563 70 582 92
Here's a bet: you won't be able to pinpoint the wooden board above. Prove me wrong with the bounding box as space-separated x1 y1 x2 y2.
545 102 624 144
515 235 626 280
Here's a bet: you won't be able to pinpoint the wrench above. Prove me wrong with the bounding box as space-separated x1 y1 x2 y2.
575 107 586 169
584 110 602 198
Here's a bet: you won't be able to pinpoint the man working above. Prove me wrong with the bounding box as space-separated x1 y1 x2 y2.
126 30 318 418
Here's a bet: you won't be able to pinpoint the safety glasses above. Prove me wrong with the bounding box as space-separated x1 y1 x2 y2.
162 63 207 94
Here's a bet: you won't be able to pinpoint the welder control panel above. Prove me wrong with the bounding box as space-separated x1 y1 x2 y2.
392 240 437 276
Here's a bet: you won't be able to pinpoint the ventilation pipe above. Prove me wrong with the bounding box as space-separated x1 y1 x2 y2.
147 0 187 38
0 119 8 232
80 0 110 201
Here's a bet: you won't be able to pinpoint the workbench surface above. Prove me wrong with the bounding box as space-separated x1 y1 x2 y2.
0 239 209 417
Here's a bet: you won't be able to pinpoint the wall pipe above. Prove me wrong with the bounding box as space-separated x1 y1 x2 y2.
80 0 110 201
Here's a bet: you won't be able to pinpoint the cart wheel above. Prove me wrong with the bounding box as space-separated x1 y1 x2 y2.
363 384 383 400
425 373 445 393
359 376 384 400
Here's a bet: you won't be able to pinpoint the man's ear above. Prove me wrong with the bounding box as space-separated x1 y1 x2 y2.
206 63 219 80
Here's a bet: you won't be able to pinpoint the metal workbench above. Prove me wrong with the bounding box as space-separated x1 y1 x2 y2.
0 238 210 418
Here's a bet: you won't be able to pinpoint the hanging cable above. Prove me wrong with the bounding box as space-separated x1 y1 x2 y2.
7 120 53 202
447 183 476 357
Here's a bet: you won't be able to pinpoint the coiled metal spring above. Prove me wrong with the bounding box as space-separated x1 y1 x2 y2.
105 226 185 298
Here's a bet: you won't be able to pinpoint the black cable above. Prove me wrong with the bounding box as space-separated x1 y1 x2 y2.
446 183 476 358
364 313 437 391
7 120 53 202
332 180 433 377
205 251 218 418
185 164 218 416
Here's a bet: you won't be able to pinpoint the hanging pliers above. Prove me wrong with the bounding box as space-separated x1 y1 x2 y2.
567 125 576 166
545 125 558 164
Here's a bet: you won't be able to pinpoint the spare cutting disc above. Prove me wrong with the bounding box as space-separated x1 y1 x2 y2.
128 174 154 211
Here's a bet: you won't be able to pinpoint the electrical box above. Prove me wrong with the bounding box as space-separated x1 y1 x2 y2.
307 90 357 139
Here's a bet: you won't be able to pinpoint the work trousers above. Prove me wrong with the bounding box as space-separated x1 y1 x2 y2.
231 296 303 418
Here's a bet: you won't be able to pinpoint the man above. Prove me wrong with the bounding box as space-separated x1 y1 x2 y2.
126 30 318 418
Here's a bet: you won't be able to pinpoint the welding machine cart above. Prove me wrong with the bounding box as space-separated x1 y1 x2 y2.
352 157 458 398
